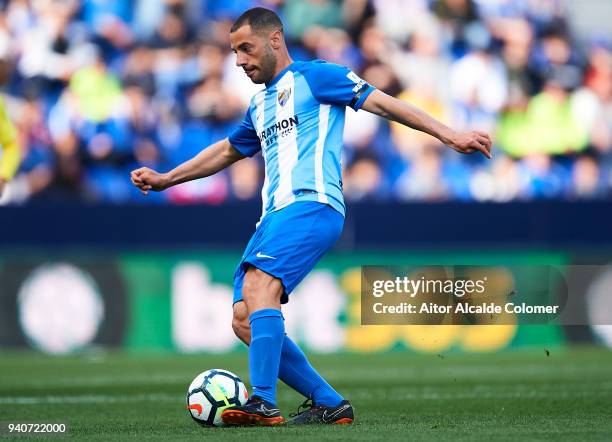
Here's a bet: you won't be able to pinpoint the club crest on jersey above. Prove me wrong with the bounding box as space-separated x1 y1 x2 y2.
277 88 291 107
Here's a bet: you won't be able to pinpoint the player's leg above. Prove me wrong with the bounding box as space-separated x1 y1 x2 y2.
241 266 284 405
225 202 353 425
267 204 354 424
222 266 286 426
232 301 344 408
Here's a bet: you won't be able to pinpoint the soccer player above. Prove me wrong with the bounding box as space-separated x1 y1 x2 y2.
131 7 492 426
0 95 21 198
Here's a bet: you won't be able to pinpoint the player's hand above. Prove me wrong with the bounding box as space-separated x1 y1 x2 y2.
130 167 169 195
448 131 493 159
0 178 5 197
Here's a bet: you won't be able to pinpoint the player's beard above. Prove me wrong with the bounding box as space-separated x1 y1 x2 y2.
254 44 277 84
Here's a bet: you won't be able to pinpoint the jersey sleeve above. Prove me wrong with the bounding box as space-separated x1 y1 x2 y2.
299 60 376 111
228 108 261 157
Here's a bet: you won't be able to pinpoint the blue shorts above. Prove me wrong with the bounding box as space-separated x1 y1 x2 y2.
233 201 344 304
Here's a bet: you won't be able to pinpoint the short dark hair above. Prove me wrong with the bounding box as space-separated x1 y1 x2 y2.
230 7 283 35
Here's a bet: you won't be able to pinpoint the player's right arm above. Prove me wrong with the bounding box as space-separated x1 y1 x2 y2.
361 90 492 158
131 138 244 195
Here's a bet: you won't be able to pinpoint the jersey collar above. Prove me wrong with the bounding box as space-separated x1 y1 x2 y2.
265 62 295 88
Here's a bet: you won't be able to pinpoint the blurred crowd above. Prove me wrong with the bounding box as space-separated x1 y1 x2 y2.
0 0 610 205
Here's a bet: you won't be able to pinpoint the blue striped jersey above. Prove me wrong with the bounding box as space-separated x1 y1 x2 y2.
228 60 375 221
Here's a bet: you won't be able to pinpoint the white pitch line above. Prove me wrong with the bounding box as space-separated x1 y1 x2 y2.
346 389 612 401
1 387 609 405
0 374 194 389
0 394 182 405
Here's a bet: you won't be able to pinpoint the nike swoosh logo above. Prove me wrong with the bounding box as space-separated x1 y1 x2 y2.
186 404 203 415
322 404 350 422
256 252 277 259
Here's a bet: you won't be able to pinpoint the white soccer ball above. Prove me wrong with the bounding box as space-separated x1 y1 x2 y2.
186 369 249 427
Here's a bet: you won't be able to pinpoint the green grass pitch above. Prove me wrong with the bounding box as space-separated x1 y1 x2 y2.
1 348 611 441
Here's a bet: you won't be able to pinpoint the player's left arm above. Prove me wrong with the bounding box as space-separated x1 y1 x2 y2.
361 89 493 158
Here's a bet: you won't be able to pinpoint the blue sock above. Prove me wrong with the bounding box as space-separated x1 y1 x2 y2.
248 308 285 405
278 335 343 407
